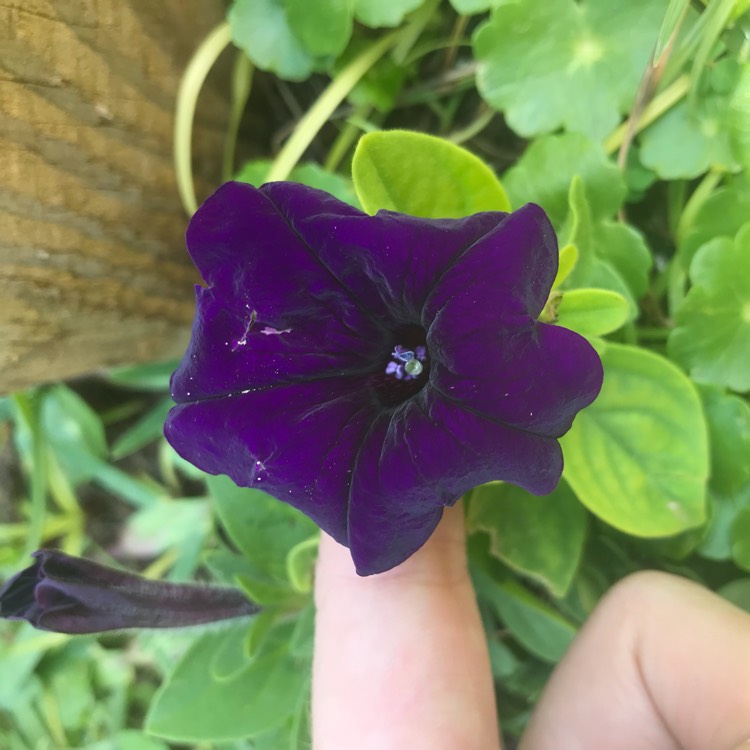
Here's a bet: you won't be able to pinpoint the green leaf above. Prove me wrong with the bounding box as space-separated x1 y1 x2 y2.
353 0 425 27
562 342 708 536
719 578 750 613
352 129 510 217
468 480 587 597
698 486 750 561
229 0 316 81
563 177 651 318
473 568 577 663
639 97 738 179
502 133 625 225
286 535 320 593
286 0 353 57
110 397 173 460
146 623 305 741
235 159 360 207
678 179 750 268
731 504 750 572
700 385 750 496
553 244 578 288
728 62 750 173
668 223 750 392
449 0 499 13
473 0 667 138
208 474 318 585
41 385 107 484
555 288 629 337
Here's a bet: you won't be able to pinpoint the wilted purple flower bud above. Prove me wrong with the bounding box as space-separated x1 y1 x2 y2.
0 549 258 634
165 182 603 576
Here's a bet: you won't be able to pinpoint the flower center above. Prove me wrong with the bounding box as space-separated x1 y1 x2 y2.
370 325 429 409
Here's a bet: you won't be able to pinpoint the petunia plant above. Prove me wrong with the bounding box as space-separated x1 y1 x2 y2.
3 0 750 746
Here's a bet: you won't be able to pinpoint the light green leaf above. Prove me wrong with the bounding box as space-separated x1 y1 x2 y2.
352 129 510 216
229 0 316 81
700 385 750 496
353 0 426 27
146 623 305 741
678 179 750 268
562 343 708 536
555 288 629 337
448 0 495 12
563 177 651 318
639 97 738 179
286 0 353 57
474 568 577 663
208 474 318 586
728 62 750 173
502 133 625 225
668 223 750 392
553 244 578 288
468 480 587 597
474 0 667 138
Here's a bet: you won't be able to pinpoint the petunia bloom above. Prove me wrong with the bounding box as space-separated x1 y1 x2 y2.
0 549 258 634
165 182 602 576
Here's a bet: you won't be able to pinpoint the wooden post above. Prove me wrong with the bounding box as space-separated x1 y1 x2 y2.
0 1 230 393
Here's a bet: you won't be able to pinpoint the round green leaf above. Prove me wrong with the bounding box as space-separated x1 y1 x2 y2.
468 480 587 597
473 0 667 138
678 180 750 268
555 288 629 337
669 223 750 393
562 343 709 537
286 0 353 57
353 0 426 27
229 0 315 81
502 132 625 225
352 130 510 217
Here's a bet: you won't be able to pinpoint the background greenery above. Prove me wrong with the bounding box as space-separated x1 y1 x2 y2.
2 0 749 746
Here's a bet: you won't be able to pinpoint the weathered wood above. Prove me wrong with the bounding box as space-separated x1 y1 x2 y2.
0 0 230 393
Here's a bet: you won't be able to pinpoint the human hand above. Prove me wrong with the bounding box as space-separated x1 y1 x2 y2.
312 505 750 750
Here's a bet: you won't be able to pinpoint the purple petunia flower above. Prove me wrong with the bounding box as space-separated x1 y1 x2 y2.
165 182 602 576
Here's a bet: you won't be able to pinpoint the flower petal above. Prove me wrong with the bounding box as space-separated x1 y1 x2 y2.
173 182 389 402
347 391 562 575
424 203 558 324
165 378 375 543
430 322 603 437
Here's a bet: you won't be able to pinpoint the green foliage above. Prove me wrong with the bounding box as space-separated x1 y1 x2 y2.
352 129 510 216
145 621 308 741
503 133 625 225
468 481 587 597
562 343 709 537
555 288 629 338
669 223 750 392
229 0 318 80
474 0 668 138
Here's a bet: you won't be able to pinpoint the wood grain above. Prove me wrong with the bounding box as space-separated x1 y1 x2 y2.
0 0 230 392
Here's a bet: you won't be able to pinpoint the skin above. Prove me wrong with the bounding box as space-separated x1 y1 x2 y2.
313 504 750 750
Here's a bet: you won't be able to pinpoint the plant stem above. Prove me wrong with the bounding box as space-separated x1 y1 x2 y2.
174 21 233 216
604 74 690 155
265 32 401 182
223 52 254 181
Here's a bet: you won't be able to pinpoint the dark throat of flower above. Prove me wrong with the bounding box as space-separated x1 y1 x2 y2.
369 324 430 409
